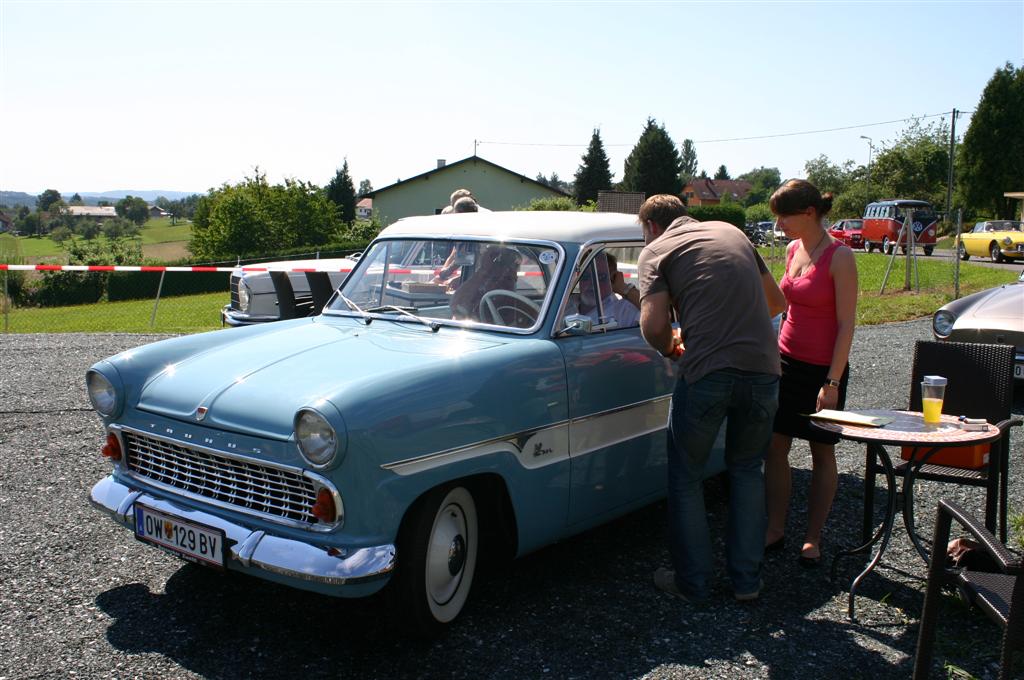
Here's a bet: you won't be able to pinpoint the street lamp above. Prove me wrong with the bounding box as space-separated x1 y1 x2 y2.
860 135 874 200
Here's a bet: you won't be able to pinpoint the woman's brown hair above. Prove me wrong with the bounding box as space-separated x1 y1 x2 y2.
769 179 833 218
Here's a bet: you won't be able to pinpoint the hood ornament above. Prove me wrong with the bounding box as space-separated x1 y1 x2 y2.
196 406 208 421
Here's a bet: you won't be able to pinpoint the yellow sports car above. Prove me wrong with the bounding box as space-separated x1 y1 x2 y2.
957 220 1024 263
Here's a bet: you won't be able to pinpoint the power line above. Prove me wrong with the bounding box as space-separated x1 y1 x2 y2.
477 109 972 148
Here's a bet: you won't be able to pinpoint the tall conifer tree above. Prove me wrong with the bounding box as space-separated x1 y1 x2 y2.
573 129 613 204
326 159 357 224
621 118 682 197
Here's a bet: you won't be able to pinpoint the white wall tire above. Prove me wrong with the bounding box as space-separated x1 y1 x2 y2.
390 485 479 635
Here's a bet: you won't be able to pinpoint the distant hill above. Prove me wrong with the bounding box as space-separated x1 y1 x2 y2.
0 189 201 209
0 191 36 208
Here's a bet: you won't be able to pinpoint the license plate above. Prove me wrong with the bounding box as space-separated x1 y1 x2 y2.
1015 363 1024 380
134 503 226 569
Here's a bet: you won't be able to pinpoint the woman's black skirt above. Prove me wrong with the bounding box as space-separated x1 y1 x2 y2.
773 353 850 444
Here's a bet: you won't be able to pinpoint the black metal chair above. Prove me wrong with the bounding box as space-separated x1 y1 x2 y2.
913 499 1024 679
304 272 336 315
863 341 1019 553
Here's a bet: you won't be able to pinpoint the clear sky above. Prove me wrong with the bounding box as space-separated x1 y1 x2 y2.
1 0 1021 196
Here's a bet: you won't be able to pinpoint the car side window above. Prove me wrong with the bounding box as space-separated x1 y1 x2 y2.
560 245 642 333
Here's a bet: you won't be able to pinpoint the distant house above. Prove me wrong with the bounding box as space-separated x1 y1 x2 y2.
365 156 569 226
682 178 752 206
356 197 372 220
0 211 13 232
597 191 646 215
67 206 118 219
148 205 169 218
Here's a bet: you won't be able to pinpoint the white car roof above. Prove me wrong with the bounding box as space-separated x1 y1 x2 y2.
378 211 644 244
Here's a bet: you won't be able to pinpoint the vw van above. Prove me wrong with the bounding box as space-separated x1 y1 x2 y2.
862 200 937 256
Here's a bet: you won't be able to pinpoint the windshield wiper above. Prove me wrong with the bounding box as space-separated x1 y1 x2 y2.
337 294 373 325
363 305 440 332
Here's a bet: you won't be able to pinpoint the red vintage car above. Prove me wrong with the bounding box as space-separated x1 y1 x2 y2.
828 219 865 249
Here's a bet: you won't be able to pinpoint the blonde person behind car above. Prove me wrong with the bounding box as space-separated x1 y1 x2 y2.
764 179 858 568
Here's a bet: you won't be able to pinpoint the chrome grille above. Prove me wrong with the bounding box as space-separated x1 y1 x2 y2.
229 275 240 308
123 431 316 524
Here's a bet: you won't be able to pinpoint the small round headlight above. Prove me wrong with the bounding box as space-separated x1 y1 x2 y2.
1002 236 1013 246
295 409 337 467
932 310 956 338
87 371 117 417
238 280 251 313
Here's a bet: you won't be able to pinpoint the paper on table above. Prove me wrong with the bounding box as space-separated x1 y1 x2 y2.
807 409 894 427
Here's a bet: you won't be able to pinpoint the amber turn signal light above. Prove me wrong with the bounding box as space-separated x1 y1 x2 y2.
310 488 336 523
101 433 122 461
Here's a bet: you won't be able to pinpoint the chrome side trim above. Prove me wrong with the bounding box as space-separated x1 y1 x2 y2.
90 476 393 586
380 395 670 476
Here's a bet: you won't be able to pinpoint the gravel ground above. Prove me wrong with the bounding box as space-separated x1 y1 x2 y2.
2 320 1022 680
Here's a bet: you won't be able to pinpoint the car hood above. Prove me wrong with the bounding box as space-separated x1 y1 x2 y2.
962 283 1023 322
135 319 504 439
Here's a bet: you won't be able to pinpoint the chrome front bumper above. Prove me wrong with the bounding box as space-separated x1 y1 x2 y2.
91 476 395 586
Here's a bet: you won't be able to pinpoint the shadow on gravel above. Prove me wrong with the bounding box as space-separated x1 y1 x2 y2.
93 471 928 679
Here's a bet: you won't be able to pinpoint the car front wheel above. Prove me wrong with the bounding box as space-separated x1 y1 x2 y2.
990 242 1004 263
959 242 970 261
389 484 479 636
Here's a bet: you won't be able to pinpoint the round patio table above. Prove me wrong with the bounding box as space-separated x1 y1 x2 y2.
811 409 1001 621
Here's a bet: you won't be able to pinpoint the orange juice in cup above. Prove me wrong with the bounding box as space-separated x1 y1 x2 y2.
921 375 947 424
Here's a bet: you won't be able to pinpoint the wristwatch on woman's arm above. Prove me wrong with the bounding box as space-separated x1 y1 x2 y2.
823 378 841 389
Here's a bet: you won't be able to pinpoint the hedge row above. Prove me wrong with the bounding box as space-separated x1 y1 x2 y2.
688 204 746 229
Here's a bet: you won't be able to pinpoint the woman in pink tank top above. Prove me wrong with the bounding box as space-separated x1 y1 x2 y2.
764 180 858 567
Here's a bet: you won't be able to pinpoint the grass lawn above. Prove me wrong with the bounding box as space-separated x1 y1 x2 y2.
2 217 192 262
760 247 1016 326
2 291 225 334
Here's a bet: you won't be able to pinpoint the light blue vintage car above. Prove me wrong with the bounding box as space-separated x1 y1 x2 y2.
88 211 725 634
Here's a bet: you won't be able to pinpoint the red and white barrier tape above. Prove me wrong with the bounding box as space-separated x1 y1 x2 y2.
0 264 354 273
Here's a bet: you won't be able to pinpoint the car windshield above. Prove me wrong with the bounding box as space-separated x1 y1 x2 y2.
328 238 560 331
988 221 1023 232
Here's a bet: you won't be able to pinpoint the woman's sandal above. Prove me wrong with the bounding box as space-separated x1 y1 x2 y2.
765 536 786 553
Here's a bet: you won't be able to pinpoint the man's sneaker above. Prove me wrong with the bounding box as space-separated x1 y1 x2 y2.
734 578 764 602
653 567 707 605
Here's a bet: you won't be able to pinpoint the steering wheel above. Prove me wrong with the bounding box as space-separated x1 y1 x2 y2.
479 289 540 326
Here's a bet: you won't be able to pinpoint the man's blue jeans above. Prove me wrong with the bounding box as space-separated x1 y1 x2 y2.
667 368 779 600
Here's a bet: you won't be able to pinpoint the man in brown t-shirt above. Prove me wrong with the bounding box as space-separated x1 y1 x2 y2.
637 194 784 604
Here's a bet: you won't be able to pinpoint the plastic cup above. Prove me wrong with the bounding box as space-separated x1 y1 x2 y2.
921 375 947 424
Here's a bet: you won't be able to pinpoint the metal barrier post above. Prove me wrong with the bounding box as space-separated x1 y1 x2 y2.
953 207 963 299
149 270 166 328
2 268 8 333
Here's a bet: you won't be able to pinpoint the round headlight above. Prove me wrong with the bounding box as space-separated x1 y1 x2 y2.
87 371 117 417
1002 236 1013 246
295 409 337 467
238 280 251 313
932 310 956 338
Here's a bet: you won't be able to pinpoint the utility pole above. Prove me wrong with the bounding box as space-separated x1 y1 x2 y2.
945 109 958 219
860 135 874 200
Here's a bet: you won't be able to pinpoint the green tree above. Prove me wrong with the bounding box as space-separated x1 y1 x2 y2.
745 202 774 224
77 220 102 240
102 217 140 240
357 179 373 198
536 172 571 194
36 189 61 212
714 165 731 180
804 155 855 195
960 63 1024 219
871 119 950 209
738 166 782 207
50 225 73 243
326 159 357 223
18 212 41 236
69 193 84 206
573 129 614 205
679 139 698 186
621 117 681 197
190 170 340 260
115 195 149 225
